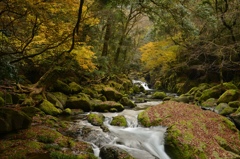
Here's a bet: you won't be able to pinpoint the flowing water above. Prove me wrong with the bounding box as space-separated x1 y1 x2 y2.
69 101 170 159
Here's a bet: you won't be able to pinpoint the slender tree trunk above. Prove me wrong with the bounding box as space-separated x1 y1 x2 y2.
114 36 124 63
102 18 111 56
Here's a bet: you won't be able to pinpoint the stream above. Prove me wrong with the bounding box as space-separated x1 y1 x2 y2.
68 101 170 159
67 81 171 159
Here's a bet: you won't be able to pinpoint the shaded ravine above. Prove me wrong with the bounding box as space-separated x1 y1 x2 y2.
68 100 170 159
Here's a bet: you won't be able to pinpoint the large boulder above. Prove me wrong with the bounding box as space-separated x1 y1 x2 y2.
138 101 240 159
102 87 123 101
0 107 32 133
110 115 127 127
69 82 83 94
151 91 167 99
100 145 134 159
52 80 72 95
65 93 91 111
119 97 136 108
217 89 240 104
39 99 61 116
87 113 105 126
91 100 124 112
46 92 64 109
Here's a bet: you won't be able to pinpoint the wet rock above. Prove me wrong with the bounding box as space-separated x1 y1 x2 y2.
100 145 134 159
119 97 136 108
65 93 91 111
110 115 127 127
0 107 32 133
152 91 166 99
87 113 105 126
138 101 240 159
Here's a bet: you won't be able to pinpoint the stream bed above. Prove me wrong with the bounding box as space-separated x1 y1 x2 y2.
68 101 171 159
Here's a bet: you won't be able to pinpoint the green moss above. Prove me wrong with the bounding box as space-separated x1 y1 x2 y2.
137 110 151 127
110 115 127 127
152 91 167 99
50 151 78 159
201 98 217 107
229 101 240 108
40 99 61 116
87 113 104 126
220 106 236 116
218 89 240 104
69 82 83 94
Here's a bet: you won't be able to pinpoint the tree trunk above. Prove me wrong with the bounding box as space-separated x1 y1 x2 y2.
102 18 111 56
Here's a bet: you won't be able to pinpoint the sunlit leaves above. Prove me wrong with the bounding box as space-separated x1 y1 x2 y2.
71 44 97 72
139 37 178 71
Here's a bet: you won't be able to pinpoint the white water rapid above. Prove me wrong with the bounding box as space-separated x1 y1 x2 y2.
132 80 152 90
70 101 170 159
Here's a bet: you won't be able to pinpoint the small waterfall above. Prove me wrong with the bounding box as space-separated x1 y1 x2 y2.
132 80 152 90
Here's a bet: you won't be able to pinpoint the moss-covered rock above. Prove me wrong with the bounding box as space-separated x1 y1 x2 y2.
219 106 237 116
119 97 136 108
12 93 26 104
20 106 44 118
138 101 240 159
46 92 64 109
199 87 223 102
171 94 193 103
0 107 32 133
91 100 124 112
102 87 123 101
65 94 91 112
110 115 127 127
152 91 167 99
69 82 83 94
52 92 68 107
217 89 240 104
215 103 228 114
87 113 105 126
52 80 72 94
100 145 134 159
82 87 98 98
39 99 61 116
201 98 217 107
229 101 240 108
62 108 72 115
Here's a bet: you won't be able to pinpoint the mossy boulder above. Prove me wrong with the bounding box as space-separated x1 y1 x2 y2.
39 99 61 116
82 87 98 98
201 98 217 107
46 92 64 109
91 100 124 112
87 113 105 126
69 82 83 94
100 145 134 159
171 94 193 103
152 91 167 99
52 92 68 107
138 101 240 159
219 106 237 116
52 80 72 94
229 101 240 108
65 93 91 111
217 89 240 104
199 87 223 102
119 97 136 108
102 87 123 101
215 103 228 114
0 107 32 133
62 108 72 115
110 115 127 127
20 106 44 117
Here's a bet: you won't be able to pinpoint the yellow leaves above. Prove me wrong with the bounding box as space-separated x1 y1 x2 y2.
71 44 97 72
139 38 179 70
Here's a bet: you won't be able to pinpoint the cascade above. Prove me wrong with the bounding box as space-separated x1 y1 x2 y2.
132 80 152 90
70 101 171 159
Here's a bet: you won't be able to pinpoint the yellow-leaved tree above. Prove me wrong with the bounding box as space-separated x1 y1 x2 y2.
139 37 179 72
71 44 97 72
